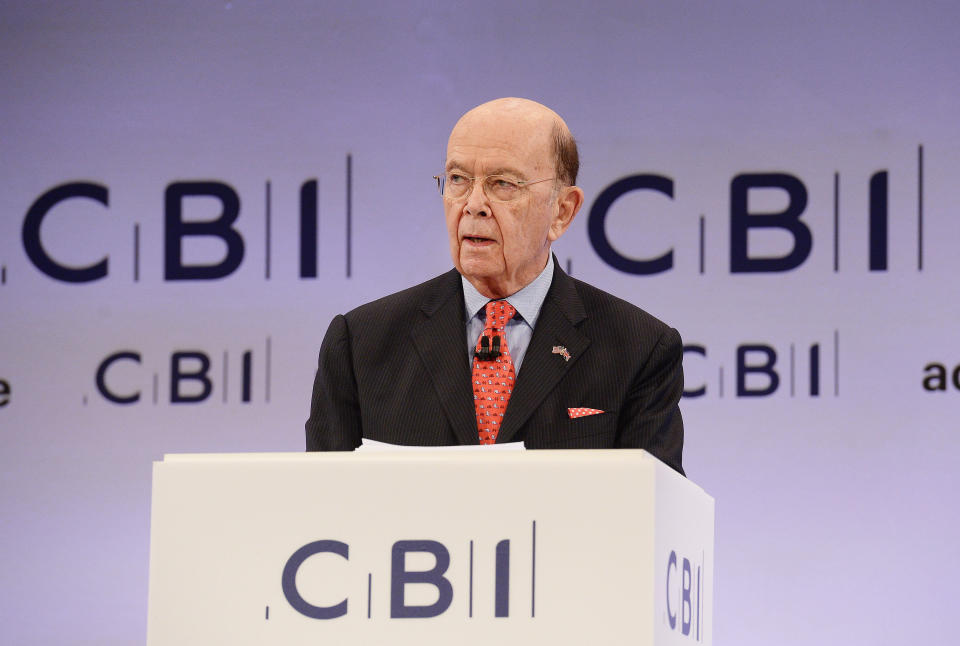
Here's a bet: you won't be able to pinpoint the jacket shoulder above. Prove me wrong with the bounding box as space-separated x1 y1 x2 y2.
343 268 461 327
568 275 676 337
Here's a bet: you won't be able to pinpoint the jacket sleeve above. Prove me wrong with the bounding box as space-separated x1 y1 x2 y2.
305 314 362 451
614 325 685 475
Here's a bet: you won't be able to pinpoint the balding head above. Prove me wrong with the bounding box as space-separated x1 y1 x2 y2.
451 98 579 185
442 98 585 298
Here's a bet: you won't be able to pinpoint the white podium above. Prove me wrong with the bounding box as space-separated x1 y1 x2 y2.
147 450 714 645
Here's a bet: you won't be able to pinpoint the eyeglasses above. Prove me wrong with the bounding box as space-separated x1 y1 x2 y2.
433 171 556 203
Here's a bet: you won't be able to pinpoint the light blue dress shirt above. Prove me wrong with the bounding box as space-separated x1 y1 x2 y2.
462 254 554 374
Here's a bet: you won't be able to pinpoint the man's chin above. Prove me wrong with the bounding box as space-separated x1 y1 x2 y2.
456 265 507 297
458 252 501 277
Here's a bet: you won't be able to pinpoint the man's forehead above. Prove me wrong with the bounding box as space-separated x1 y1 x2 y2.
446 115 555 173
449 102 555 145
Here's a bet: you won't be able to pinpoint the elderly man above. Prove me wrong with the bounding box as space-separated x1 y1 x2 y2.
306 98 684 473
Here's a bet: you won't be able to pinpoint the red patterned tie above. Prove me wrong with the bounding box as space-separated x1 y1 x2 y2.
472 300 517 444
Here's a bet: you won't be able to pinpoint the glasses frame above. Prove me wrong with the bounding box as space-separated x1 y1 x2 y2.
433 172 557 202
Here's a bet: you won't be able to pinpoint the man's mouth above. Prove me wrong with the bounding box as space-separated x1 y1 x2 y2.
463 236 495 245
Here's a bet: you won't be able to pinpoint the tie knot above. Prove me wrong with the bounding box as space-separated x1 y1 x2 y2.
483 300 516 331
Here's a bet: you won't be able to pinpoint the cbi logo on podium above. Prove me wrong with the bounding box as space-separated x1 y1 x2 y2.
665 549 705 642
281 523 536 620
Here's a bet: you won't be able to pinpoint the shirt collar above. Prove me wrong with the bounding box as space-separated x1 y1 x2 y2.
461 254 554 327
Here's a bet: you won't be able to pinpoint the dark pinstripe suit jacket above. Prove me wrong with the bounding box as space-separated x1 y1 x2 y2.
305 261 684 474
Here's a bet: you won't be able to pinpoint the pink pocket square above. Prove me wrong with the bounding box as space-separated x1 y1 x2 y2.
568 407 605 418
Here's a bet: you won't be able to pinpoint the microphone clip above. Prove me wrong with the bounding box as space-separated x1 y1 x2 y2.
474 334 502 361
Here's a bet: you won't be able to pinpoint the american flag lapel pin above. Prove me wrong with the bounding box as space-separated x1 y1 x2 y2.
552 345 571 362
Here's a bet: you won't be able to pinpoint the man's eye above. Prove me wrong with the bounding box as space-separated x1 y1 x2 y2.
448 173 468 185
492 177 519 189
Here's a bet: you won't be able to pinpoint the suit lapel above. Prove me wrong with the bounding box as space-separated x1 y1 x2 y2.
410 270 480 445
496 263 590 444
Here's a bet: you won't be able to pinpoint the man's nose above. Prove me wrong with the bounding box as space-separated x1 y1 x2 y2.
464 178 490 217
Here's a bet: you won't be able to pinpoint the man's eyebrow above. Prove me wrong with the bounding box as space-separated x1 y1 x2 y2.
486 166 526 178
444 161 526 178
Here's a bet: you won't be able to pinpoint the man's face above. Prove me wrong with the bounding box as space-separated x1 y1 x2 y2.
443 102 580 299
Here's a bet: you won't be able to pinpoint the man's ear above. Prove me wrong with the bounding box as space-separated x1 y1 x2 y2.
548 185 585 241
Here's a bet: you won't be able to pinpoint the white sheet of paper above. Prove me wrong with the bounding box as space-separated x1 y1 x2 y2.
358 438 525 451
